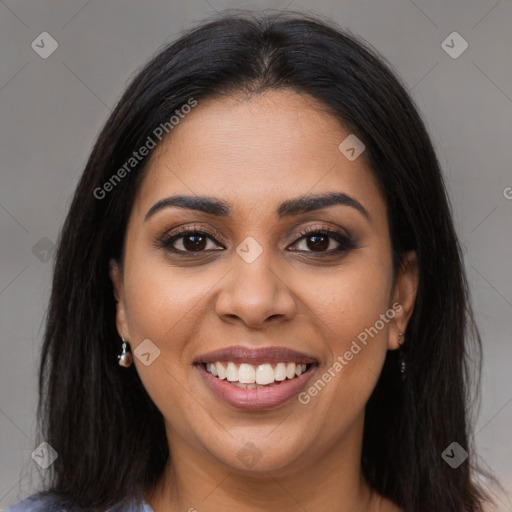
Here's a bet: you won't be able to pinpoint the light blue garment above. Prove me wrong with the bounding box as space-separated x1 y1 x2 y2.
4 492 155 512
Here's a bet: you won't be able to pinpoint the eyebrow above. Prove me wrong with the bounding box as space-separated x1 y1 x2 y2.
144 192 371 222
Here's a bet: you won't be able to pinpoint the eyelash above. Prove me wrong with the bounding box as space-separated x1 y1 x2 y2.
156 224 357 257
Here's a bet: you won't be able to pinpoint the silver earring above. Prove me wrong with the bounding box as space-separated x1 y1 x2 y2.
398 331 406 381
118 337 133 367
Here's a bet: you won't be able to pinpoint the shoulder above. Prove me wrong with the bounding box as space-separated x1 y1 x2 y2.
4 491 154 512
4 492 66 512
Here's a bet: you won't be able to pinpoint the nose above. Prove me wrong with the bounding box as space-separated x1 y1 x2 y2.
214 249 297 329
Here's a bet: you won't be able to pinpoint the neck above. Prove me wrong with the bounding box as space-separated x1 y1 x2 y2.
146 412 386 512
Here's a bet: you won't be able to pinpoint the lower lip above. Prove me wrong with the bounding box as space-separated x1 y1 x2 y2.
196 363 317 411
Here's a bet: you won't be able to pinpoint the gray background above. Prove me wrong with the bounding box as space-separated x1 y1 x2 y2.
1 0 511 510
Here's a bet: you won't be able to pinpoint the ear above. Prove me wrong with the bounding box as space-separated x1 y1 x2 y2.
387 250 419 350
109 258 130 341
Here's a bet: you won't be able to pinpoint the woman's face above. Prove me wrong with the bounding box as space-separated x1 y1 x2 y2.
110 90 417 476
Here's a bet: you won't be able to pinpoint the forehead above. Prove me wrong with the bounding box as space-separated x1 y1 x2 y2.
133 90 385 221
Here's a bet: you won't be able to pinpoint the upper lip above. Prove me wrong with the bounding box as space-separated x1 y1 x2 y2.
195 345 318 366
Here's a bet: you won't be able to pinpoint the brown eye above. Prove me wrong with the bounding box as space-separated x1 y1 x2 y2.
289 228 357 255
181 233 208 252
303 234 330 252
158 229 224 254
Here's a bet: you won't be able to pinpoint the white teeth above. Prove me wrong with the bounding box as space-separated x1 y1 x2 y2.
238 363 256 384
216 362 226 380
255 363 274 385
206 363 217 377
205 361 309 385
232 382 257 389
274 362 287 381
286 363 296 379
226 362 238 382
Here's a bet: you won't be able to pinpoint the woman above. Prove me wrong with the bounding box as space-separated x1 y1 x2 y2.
6 10 495 512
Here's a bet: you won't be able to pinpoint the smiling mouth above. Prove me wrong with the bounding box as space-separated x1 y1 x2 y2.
194 345 319 409
200 361 314 388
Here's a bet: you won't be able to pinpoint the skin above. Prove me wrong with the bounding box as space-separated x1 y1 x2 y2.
110 90 418 512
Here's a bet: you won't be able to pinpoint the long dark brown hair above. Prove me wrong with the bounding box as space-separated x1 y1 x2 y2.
32 10 492 511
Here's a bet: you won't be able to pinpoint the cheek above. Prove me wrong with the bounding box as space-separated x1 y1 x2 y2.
292 268 392 439
307 256 392 344
297 251 393 403
121 257 213 421
120 249 220 406
123 248 213 345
